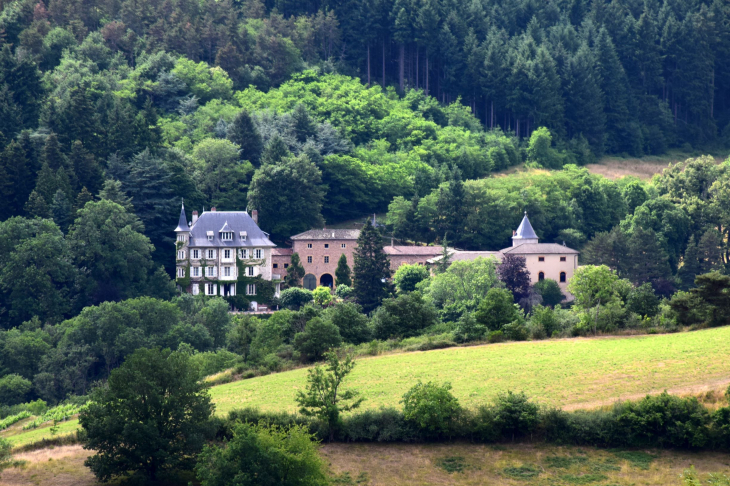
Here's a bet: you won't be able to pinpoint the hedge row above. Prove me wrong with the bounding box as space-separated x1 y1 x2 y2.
219 392 730 451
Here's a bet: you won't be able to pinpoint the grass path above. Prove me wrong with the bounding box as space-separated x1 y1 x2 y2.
5 326 730 448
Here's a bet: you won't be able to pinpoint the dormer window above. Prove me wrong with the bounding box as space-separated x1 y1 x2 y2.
221 231 233 241
207 231 214 241
240 231 247 241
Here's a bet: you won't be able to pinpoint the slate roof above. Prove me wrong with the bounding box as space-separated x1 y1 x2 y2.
513 213 538 240
272 248 293 256
291 229 361 240
188 211 275 248
384 246 444 256
503 243 579 255
174 203 189 232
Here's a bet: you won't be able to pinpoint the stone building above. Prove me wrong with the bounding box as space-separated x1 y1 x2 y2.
174 204 277 302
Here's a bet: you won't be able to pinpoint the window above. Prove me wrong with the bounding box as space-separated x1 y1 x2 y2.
284 263 289 268
307 256 313 263
324 256 329 264
240 249 249 259
177 234 186 242
560 256 566 262
192 249 199 259
560 272 566 283
177 267 185 277
192 283 199 295
246 284 256 295
538 256 545 262
255 249 262 259
221 231 233 241
206 266 215 277
307 243 312 249
207 234 213 241
273 263 279 269
538 271 545 281
247 266 254 276
341 243 346 248
224 266 231 277
224 249 231 259
177 250 185 260
207 249 215 259
324 244 329 249
193 267 200 277
206 283 216 295
240 231 247 241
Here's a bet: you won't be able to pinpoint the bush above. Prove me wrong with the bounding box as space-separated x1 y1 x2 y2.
528 305 558 338
190 350 240 377
339 408 415 442
502 321 528 341
393 264 430 293
627 283 660 318
0 374 32 406
334 284 353 299
0 437 11 471
311 286 333 306
493 391 540 440
401 382 461 439
371 292 439 340
293 318 343 362
452 313 486 343
475 288 521 332
279 288 314 310
195 422 329 486
534 279 565 307
321 302 371 344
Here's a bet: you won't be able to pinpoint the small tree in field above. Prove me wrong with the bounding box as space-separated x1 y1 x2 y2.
80 348 214 483
295 352 363 441
401 381 461 438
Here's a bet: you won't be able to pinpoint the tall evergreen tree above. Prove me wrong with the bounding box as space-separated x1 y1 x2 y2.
227 110 263 165
51 189 73 233
563 44 606 155
71 141 104 196
25 190 50 218
260 134 291 166
285 252 306 288
353 219 391 312
98 179 134 212
335 253 352 287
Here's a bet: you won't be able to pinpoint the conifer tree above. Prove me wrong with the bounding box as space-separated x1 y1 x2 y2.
98 179 133 212
25 190 50 218
260 134 291 165
335 254 352 287
563 45 606 155
51 189 73 232
75 186 94 211
34 162 58 203
291 103 317 144
1 140 32 215
227 110 263 165
353 219 391 312
285 252 306 288
71 141 104 195
0 84 21 138
626 227 671 285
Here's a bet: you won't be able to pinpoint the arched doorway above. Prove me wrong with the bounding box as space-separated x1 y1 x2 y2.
303 274 317 290
538 271 545 281
319 273 334 288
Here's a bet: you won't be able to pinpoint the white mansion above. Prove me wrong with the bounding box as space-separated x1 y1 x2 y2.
174 203 276 299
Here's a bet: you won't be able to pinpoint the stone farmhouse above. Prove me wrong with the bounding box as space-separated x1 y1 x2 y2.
174 204 277 303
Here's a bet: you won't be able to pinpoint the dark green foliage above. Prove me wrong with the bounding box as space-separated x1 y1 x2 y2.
393 263 429 293
279 287 313 310
401 381 461 438
227 110 263 165
285 253 306 288
626 283 660 318
371 291 438 339
335 254 352 287
321 302 370 344
452 312 486 343
0 374 31 405
293 317 342 362
24 190 49 218
493 391 540 440
80 348 214 482
50 189 72 232
534 279 565 308
195 422 328 486
474 288 520 332
353 219 391 313
692 272 730 327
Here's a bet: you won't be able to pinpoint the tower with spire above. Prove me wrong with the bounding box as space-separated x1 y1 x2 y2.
174 200 190 244
512 211 539 246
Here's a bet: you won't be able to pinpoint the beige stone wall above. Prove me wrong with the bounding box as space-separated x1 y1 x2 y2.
521 253 578 300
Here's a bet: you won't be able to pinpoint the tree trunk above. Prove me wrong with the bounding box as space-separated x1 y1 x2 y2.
399 43 405 92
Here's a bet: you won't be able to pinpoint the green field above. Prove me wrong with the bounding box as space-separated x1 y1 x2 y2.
4 326 730 448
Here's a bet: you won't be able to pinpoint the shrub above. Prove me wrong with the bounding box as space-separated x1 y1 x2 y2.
334 284 353 299
0 374 32 406
534 279 566 307
293 317 343 361
627 283 660 318
190 350 239 377
502 320 529 341
279 288 314 310
393 264 430 293
0 437 11 471
339 408 415 442
475 288 521 331
195 423 328 486
529 305 558 338
493 391 540 440
401 382 461 439
312 286 333 306
452 313 486 343
371 292 438 340
321 302 371 344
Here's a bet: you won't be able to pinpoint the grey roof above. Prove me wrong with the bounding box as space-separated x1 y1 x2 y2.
291 229 361 240
384 246 444 256
503 243 578 255
188 211 275 248
513 213 538 240
174 202 189 232
219 221 232 232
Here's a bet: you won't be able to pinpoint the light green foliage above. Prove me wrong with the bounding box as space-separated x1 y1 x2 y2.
192 138 253 210
393 263 430 293
401 381 461 438
420 257 499 320
527 127 561 169
311 286 333 306
279 288 314 310
568 265 623 334
195 423 328 486
0 411 31 430
22 403 84 430
474 288 521 332
172 58 233 103
295 352 363 440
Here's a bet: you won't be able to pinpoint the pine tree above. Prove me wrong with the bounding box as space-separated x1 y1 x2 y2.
71 141 104 195
697 228 723 274
335 253 352 287
678 235 701 290
34 162 59 203
626 227 671 285
98 179 134 211
42 133 67 171
353 219 391 312
0 84 21 138
51 188 73 232
1 140 32 215
227 110 263 165
563 44 606 155
285 252 306 288
260 134 291 165
75 186 94 211
55 166 75 202
291 103 317 144
24 189 50 218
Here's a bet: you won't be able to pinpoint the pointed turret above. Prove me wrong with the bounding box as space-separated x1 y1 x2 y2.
174 200 189 232
512 211 538 246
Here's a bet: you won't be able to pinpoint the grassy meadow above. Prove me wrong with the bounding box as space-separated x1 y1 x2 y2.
4 326 730 448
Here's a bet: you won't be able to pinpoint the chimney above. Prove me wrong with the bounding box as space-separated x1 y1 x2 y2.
192 211 198 224
211 207 216 212
252 210 258 225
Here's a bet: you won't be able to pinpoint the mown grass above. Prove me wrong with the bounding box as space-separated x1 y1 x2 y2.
5 326 730 448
